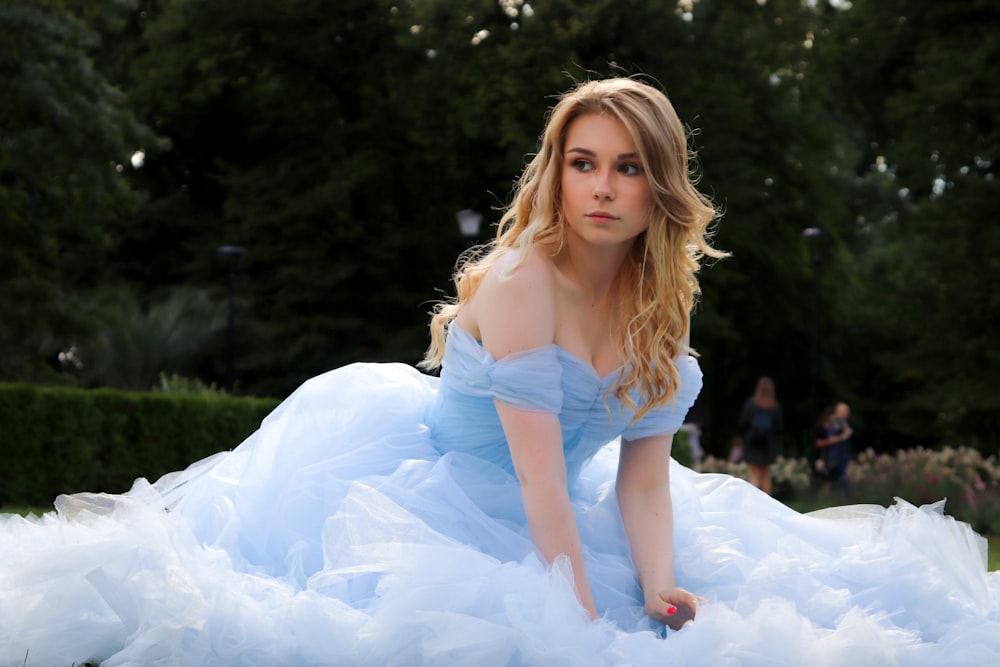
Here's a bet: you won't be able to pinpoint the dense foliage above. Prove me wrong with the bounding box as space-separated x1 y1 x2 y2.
1 0 997 456
0 381 278 506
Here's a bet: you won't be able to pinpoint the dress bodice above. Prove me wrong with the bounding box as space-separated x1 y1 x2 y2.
427 323 703 479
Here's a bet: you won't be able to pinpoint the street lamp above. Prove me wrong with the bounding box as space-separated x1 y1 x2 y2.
456 209 483 248
216 245 246 393
802 227 825 431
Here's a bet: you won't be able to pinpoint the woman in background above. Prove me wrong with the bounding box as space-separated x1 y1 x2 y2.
737 375 784 495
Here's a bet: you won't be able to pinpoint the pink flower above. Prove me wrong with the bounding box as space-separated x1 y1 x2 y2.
973 474 986 492
963 484 977 511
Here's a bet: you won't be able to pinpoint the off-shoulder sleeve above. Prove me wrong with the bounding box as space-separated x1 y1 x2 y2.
441 324 564 414
620 355 703 441
487 346 563 413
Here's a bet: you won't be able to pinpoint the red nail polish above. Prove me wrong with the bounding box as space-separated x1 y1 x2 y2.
667 605 678 615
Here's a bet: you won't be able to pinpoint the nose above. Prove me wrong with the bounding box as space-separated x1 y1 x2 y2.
593 170 614 200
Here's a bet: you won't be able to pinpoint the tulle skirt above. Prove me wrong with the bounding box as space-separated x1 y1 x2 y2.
1 363 998 666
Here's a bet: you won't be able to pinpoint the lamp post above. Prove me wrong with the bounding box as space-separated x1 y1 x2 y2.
216 245 246 393
802 228 825 431
456 209 483 248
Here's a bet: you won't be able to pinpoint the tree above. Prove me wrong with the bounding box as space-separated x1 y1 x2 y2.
72 284 226 390
122 0 595 395
822 0 1000 450
116 0 860 437
623 0 858 453
42 0 993 454
0 1 160 382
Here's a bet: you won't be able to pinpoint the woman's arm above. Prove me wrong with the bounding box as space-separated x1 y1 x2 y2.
617 433 697 630
496 402 597 619
464 249 597 618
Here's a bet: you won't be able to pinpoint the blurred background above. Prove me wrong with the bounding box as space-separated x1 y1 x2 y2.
2 0 997 460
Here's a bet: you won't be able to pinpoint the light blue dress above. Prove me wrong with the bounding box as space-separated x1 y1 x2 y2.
1 324 998 666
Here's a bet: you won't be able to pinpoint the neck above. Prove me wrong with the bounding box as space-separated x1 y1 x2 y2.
556 237 633 302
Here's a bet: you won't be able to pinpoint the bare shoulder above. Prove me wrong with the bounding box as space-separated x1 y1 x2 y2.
461 246 557 359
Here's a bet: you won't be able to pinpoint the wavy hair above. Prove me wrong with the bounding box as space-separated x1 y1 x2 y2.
421 77 726 421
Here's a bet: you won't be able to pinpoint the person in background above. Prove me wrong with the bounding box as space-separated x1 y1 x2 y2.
812 405 836 482
737 376 784 495
824 401 853 497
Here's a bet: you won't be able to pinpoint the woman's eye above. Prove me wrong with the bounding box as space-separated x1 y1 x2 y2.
571 159 593 172
619 163 642 176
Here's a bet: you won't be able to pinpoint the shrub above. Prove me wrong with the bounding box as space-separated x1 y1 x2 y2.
671 428 693 468
850 446 1000 535
0 382 279 506
699 455 812 501
154 372 225 395
698 446 1000 535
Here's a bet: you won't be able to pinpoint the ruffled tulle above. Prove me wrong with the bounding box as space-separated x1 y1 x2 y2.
1 357 998 666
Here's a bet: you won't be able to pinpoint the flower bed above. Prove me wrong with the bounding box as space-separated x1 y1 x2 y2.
699 455 812 501
699 446 1000 535
850 446 1000 536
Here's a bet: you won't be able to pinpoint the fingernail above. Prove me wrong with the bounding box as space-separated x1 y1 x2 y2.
667 605 678 615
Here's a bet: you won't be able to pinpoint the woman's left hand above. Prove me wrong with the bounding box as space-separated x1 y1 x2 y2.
645 586 698 631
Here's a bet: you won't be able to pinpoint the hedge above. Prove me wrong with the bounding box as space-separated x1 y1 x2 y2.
1 384 698 509
0 383 279 507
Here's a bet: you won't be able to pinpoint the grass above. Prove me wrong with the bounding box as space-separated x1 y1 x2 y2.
4 505 1000 571
2 505 51 518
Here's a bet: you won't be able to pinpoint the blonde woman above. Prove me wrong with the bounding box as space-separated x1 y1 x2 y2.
3 78 996 666
420 76 723 627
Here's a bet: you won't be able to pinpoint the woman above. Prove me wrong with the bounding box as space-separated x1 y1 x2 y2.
2 78 997 666
737 376 784 495
419 76 722 628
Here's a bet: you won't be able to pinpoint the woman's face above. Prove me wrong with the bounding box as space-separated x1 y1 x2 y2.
559 113 654 252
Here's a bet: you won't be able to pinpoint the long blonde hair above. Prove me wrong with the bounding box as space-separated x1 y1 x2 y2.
421 77 726 421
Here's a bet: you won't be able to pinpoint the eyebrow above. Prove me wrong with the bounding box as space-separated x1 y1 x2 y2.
566 147 640 161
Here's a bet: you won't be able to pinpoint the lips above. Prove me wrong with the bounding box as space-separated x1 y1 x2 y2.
586 210 619 222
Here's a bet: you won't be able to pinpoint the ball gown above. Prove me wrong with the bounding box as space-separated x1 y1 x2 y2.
1 323 998 666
